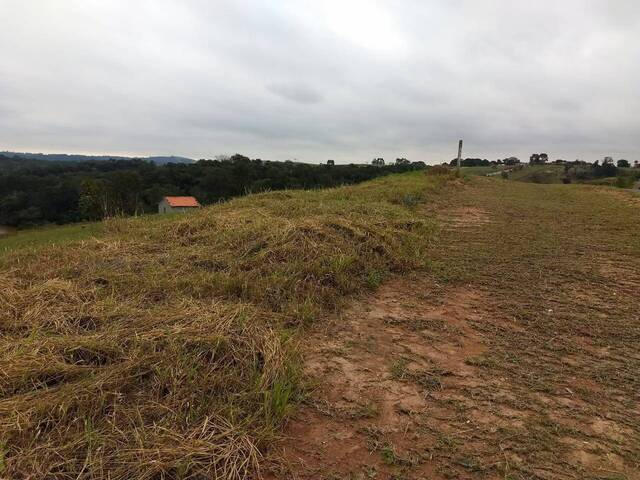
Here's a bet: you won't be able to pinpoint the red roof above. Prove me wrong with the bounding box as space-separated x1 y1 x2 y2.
164 196 201 208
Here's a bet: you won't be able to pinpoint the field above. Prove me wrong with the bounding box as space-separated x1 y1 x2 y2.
504 164 640 188
459 164 566 182
1 172 639 479
0 222 103 255
267 178 640 479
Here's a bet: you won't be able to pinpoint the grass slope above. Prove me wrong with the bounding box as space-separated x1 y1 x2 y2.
0 172 451 479
0 223 103 255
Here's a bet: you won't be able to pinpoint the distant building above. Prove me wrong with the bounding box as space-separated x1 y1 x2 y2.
158 196 201 214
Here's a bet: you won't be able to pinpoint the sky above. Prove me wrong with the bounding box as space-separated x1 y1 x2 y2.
1 0 639 164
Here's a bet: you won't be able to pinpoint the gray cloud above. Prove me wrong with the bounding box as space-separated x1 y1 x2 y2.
267 83 323 104
0 0 638 163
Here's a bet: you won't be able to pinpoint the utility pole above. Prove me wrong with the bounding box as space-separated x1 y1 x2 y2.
457 139 463 170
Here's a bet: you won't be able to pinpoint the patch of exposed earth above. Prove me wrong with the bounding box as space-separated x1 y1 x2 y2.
265 280 489 479
265 180 640 480
266 276 638 480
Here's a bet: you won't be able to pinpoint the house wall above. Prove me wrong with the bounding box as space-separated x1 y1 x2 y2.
158 199 171 214
158 200 199 214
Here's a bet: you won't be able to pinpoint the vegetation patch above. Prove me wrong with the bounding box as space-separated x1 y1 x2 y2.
0 153 425 228
0 171 451 479
0 222 102 256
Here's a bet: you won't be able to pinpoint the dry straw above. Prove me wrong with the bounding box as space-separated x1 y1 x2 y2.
0 172 452 479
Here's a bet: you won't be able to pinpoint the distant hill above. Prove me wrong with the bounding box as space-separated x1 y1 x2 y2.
145 155 195 165
0 151 194 165
0 155 50 170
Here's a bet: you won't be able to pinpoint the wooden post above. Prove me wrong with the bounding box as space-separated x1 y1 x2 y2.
457 139 463 169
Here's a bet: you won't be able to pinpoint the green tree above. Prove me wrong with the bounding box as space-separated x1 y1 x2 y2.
79 179 108 220
617 159 630 168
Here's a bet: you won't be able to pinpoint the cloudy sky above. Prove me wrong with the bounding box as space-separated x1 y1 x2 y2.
1 0 638 163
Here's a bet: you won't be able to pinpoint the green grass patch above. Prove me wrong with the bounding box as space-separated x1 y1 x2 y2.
508 164 565 183
0 222 103 256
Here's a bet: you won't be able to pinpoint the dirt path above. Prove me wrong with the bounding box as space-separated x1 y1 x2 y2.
266 281 490 480
266 179 640 480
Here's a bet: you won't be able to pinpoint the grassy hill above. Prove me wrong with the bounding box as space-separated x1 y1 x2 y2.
508 164 566 182
0 171 451 479
2 172 639 479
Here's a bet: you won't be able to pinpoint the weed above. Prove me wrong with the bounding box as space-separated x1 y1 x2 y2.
412 369 447 390
351 401 379 419
390 474 409 480
389 357 410 380
455 456 481 471
380 443 413 467
380 444 398 466
264 373 297 427
366 270 384 289
364 465 378 478
464 354 496 368
401 193 423 207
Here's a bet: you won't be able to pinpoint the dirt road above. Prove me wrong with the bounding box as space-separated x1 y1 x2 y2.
267 179 640 480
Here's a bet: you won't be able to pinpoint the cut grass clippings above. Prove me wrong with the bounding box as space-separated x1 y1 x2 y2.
0 171 453 479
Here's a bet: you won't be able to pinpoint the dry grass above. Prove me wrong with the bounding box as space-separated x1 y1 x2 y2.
265 177 640 480
0 172 451 479
422 179 640 479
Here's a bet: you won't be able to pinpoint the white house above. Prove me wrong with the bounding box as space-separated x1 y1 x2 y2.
158 196 201 214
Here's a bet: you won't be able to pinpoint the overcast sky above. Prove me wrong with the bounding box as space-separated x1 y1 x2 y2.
1 0 638 164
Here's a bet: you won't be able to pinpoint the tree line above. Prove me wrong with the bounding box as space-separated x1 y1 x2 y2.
0 154 425 228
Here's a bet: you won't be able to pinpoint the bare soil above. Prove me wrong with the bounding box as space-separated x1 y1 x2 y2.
266 180 640 480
